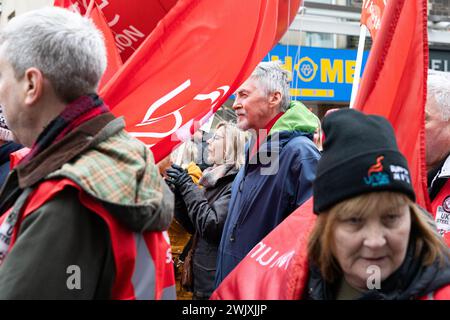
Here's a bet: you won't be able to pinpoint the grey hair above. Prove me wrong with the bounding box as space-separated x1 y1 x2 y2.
427 69 450 121
0 7 107 103
250 61 291 112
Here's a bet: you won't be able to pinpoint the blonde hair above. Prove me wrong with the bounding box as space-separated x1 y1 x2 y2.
214 121 247 170
308 191 449 283
170 140 198 168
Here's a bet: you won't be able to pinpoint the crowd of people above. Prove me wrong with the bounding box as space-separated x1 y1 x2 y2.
0 6 447 300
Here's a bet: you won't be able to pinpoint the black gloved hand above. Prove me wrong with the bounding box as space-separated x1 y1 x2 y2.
166 164 192 189
164 177 180 195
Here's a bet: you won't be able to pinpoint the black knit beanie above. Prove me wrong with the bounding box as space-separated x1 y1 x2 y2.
313 109 416 214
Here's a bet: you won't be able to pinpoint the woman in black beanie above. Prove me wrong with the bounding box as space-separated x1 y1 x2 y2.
306 109 450 300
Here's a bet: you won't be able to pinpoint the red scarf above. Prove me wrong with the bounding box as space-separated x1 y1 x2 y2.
21 94 109 164
249 112 284 159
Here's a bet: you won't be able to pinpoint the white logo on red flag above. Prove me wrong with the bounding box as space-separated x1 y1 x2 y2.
55 0 302 163
361 0 387 40
129 81 230 144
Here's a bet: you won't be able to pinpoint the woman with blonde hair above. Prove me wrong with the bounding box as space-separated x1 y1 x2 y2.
159 140 203 299
166 121 246 299
305 109 450 300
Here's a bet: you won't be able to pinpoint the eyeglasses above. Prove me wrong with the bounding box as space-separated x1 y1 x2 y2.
211 134 224 141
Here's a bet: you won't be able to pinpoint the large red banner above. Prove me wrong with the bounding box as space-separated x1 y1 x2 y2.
55 0 302 163
55 0 177 62
354 0 430 211
211 0 430 300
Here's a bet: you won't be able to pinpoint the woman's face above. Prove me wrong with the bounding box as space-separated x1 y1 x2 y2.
207 126 226 165
332 204 411 291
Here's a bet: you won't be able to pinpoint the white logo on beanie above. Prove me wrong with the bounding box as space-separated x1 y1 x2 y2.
390 165 411 184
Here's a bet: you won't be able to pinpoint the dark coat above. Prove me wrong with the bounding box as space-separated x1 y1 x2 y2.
0 141 23 187
175 171 236 299
215 131 320 287
428 154 450 201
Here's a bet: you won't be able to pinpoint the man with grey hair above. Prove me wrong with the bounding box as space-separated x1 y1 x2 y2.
426 70 450 239
215 61 321 286
0 7 174 299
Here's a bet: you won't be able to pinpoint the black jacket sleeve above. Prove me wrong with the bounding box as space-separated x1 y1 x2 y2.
177 181 232 245
173 191 195 234
0 187 115 299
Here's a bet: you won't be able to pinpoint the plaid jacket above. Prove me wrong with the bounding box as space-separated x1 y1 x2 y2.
0 113 174 299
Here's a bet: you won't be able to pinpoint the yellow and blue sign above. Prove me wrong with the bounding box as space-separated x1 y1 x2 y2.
265 45 370 102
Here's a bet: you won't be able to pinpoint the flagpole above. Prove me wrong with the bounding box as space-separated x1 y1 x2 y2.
349 25 367 109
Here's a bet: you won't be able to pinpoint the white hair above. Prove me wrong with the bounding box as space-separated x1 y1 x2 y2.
428 69 450 121
250 61 291 112
0 7 107 103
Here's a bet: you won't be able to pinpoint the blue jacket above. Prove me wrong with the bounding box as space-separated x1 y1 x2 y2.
215 102 321 287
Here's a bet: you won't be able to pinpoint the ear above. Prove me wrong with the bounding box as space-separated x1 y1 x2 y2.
23 68 44 106
269 91 282 109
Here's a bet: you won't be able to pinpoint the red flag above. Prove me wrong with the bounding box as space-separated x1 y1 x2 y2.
211 0 429 300
54 0 301 163
211 198 316 300
89 4 123 89
99 0 301 162
57 0 178 62
53 0 74 7
354 0 430 210
360 0 386 40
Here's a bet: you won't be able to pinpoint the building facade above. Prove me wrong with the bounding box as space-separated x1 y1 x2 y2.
0 0 52 27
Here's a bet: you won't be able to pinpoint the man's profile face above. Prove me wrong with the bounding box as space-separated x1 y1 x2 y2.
232 77 272 131
0 45 24 142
